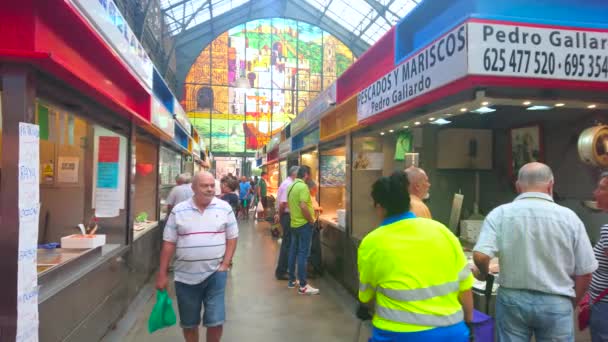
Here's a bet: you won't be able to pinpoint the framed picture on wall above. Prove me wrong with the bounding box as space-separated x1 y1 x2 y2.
508 124 544 180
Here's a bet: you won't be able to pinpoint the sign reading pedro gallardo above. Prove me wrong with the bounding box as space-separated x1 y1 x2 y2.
357 24 468 122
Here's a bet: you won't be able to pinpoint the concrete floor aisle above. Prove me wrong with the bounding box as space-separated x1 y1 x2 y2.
102 219 371 342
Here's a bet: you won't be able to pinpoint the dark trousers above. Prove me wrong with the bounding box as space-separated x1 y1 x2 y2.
274 213 291 277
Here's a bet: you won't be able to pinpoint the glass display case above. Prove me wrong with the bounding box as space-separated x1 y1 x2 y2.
159 146 182 218
300 149 319 185
35 100 128 275
266 161 280 198
133 135 159 239
318 146 347 229
351 131 405 240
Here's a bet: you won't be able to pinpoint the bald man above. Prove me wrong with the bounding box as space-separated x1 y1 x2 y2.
405 166 432 219
156 171 238 342
473 162 597 341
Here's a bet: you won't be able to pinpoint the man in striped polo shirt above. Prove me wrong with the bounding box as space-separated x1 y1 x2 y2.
156 171 238 342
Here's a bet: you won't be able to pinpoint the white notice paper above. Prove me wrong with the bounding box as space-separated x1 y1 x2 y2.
57 156 79 183
17 122 40 342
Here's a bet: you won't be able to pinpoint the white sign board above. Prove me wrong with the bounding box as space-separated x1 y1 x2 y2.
468 22 608 82
173 98 192 135
69 0 154 89
151 97 175 139
358 24 468 122
92 125 127 218
57 156 80 183
17 123 40 342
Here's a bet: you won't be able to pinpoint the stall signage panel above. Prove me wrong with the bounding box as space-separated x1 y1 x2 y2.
70 0 154 89
358 24 468 122
151 97 175 138
292 83 337 135
173 98 192 134
468 22 608 82
303 128 320 147
279 137 292 157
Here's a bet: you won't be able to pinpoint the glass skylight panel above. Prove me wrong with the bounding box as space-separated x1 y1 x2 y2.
189 6 211 27
211 0 248 18
159 0 421 43
305 0 332 10
389 0 418 18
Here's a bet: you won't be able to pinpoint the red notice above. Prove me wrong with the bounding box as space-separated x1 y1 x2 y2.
98 136 120 162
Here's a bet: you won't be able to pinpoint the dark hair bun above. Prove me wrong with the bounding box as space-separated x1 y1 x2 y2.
371 171 411 218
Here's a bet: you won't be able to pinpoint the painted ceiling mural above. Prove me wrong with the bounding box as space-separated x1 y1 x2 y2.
183 18 355 153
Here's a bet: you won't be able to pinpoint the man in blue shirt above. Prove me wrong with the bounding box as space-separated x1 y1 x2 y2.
239 176 252 220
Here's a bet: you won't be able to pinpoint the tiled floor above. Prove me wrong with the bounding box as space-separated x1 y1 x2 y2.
102 220 372 342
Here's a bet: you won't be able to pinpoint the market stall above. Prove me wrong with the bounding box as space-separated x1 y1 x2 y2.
348 0 608 314
0 1 199 340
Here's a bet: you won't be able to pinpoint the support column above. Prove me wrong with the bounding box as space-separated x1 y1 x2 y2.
0 65 36 341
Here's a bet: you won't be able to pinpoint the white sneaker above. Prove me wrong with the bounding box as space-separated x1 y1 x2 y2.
298 284 320 295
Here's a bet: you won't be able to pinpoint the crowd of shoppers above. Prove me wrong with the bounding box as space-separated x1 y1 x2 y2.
154 162 607 342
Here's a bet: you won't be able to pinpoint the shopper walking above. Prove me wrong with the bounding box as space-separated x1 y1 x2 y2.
156 171 238 342
219 176 239 216
287 165 320 295
165 173 194 214
358 171 474 341
239 176 252 220
257 172 269 220
589 172 608 342
274 166 299 280
474 162 597 341
404 166 432 219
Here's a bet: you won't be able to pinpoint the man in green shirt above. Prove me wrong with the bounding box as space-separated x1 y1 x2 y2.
286 165 319 295
257 172 269 220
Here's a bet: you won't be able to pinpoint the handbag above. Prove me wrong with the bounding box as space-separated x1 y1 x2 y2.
578 287 608 331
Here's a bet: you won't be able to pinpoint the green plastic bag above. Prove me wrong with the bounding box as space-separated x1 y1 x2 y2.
148 290 177 333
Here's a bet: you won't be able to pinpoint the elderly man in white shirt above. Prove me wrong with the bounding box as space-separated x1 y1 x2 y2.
274 166 299 280
166 173 194 214
473 162 597 342
156 171 238 342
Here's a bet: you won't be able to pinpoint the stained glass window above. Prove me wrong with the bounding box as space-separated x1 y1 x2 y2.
184 18 355 153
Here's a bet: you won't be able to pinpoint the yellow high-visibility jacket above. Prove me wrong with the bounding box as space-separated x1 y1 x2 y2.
358 212 473 333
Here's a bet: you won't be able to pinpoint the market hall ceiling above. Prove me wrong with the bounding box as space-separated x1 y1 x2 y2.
160 0 420 94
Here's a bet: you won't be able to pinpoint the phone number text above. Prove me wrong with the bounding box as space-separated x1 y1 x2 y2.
482 48 608 79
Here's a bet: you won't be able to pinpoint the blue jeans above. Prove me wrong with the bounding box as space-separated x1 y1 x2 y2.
174 271 228 328
275 213 291 276
590 301 608 342
496 288 574 342
288 223 313 287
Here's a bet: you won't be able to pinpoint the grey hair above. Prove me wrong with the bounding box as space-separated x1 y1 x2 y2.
517 163 554 186
288 166 300 176
601 171 608 179
177 172 192 184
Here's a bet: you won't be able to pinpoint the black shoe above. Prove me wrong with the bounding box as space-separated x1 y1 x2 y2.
275 273 289 280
